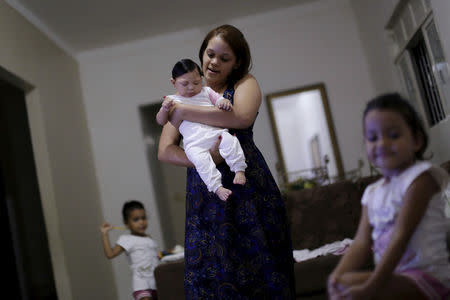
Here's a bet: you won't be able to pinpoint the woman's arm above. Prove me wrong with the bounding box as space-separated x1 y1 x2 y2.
170 74 261 129
158 122 193 167
355 172 439 293
158 120 225 167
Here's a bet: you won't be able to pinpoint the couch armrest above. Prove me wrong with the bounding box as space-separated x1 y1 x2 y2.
285 180 363 250
155 259 185 300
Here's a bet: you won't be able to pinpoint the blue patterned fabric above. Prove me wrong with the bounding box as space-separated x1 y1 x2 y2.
184 86 296 299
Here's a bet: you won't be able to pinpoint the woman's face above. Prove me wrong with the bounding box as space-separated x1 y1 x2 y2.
202 36 238 89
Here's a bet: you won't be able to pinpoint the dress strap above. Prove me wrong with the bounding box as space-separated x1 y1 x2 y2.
223 85 235 103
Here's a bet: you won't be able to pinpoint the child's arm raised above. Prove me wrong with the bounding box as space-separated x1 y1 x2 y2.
100 222 125 259
340 172 439 299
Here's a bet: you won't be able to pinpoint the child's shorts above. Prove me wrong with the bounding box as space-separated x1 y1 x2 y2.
401 269 450 300
133 289 158 300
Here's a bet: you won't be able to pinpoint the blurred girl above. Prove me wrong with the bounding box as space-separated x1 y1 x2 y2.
328 93 450 300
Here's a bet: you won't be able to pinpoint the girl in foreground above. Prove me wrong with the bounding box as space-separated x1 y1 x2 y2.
328 93 450 300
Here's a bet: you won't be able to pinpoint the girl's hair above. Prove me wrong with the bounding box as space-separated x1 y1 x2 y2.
172 58 202 80
199 24 252 85
363 92 428 160
122 200 145 223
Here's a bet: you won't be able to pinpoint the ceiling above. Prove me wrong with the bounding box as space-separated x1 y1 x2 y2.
6 0 311 56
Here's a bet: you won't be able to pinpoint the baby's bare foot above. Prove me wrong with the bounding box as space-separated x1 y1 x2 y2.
216 186 232 201
233 171 246 185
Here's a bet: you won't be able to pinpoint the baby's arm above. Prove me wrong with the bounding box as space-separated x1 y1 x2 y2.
156 96 175 126
206 87 232 111
100 222 124 259
216 98 232 111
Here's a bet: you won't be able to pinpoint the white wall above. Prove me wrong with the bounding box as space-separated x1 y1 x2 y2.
0 2 116 300
430 0 450 163
351 0 450 164
350 0 401 94
78 0 375 298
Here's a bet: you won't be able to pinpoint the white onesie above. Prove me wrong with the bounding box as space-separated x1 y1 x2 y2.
168 86 247 192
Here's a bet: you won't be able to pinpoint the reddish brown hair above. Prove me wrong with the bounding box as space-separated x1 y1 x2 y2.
199 24 252 85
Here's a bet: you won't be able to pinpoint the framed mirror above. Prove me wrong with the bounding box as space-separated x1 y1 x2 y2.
266 83 344 184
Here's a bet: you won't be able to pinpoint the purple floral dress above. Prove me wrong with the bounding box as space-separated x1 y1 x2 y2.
184 86 296 299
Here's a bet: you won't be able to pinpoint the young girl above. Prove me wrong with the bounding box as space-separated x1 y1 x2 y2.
156 58 247 201
328 93 450 300
100 200 159 300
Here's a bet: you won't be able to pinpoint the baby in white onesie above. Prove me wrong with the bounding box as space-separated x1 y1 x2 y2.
156 58 247 201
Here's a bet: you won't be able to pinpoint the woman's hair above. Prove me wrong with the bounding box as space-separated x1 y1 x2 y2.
122 200 145 223
172 58 202 79
199 24 252 85
363 92 428 160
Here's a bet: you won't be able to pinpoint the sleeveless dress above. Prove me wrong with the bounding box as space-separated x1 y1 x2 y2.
184 86 296 299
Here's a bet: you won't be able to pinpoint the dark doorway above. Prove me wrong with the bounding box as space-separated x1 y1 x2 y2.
139 103 186 248
0 79 58 299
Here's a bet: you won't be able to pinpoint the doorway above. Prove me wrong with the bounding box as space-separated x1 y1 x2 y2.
139 103 187 248
0 79 58 299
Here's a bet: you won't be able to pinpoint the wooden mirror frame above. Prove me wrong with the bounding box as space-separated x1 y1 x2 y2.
266 82 344 183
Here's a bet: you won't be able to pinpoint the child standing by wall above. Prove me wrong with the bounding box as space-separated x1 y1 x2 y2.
156 58 247 201
328 93 450 300
100 200 159 300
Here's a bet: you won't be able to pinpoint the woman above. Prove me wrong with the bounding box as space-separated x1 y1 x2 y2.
158 24 296 299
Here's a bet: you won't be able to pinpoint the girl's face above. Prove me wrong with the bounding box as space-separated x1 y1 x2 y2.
171 69 203 97
202 36 238 90
364 109 422 179
125 208 148 236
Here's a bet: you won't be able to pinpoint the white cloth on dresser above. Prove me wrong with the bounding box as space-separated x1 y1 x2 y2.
293 238 353 262
168 87 247 192
117 234 160 291
361 161 450 287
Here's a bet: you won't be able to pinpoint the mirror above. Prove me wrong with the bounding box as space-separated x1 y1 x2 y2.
266 83 344 184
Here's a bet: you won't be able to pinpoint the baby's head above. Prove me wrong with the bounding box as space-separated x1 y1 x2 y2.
122 200 148 236
171 58 203 97
363 93 428 174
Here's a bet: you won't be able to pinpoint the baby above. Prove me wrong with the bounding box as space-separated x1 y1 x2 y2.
156 58 247 201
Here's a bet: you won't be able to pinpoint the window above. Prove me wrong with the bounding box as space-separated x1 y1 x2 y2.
387 0 450 127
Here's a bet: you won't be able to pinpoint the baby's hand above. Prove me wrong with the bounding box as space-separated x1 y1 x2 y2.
100 222 112 234
217 98 232 111
161 96 175 112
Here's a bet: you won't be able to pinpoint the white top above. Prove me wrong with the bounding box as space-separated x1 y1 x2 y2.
168 86 227 149
361 161 450 286
117 234 159 290
168 86 224 107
